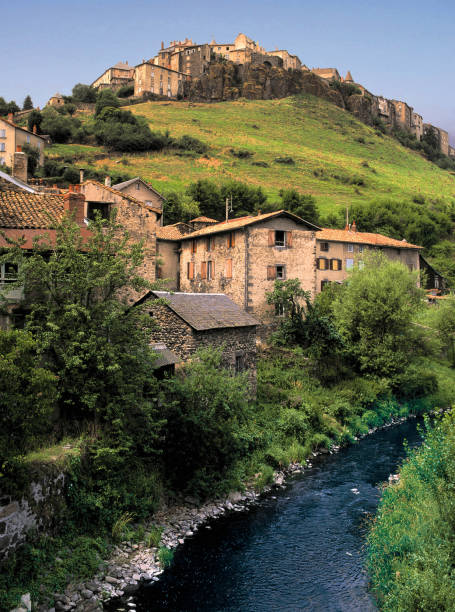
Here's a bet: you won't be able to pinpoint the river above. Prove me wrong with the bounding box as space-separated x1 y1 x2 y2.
112 418 422 612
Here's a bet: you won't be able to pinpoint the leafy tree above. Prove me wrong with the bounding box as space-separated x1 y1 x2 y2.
95 89 120 116
220 180 267 217
40 107 79 143
278 189 319 225
22 95 33 110
72 83 98 103
0 329 57 465
27 109 43 133
6 100 20 114
163 191 200 224
160 347 250 497
332 251 423 379
21 144 40 176
187 179 224 219
428 240 455 287
116 85 134 98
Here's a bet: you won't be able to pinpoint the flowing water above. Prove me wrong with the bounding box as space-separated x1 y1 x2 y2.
118 419 422 611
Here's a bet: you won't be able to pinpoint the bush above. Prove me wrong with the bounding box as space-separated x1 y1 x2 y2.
230 148 253 159
116 85 134 98
274 156 295 164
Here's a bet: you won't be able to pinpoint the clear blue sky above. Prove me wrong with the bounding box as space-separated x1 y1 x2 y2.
3 0 454 143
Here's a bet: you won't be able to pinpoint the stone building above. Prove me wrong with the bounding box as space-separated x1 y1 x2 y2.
137 290 259 389
47 93 65 107
112 176 165 219
390 100 413 131
267 49 301 70
424 123 449 156
0 114 46 169
91 61 135 90
411 111 423 140
311 68 341 82
315 225 422 292
377 96 397 127
178 211 320 324
449 145 455 158
156 222 194 288
134 61 187 98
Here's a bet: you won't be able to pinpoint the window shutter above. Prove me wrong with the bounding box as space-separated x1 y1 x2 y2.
338 259 342 270
268 230 275 246
267 265 276 280
231 231 235 247
187 261 195 280
211 238 215 251
201 261 207 279
286 231 293 247
227 234 230 248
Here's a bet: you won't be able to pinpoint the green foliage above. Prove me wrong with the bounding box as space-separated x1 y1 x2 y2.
145 525 163 548
274 156 295 164
230 148 254 159
22 95 33 110
158 546 174 568
187 179 267 219
367 409 455 610
160 347 251 497
72 83 98 103
0 98 20 115
111 511 134 542
21 144 40 176
0 329 57 467
95 90 120 116
332 252 424 379
116 85 134 98
276 189 319 225
40 107 82 144
162 190 200 224
27 109 42 133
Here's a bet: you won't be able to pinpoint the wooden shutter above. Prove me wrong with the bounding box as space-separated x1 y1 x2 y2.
231 231 235 248
226 258 232 278
192 239 197 253
268 230 275 246
267 265 276 280
201 261 207 279
286 231 293 247
187 261 194 280
211 238 215 251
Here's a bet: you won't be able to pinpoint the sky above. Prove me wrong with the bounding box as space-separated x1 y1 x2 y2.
2 0 454 143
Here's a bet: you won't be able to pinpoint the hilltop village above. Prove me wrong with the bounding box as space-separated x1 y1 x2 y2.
85 33 452 156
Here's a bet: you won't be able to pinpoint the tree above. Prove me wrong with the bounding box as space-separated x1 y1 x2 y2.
332 251 423 378
187 179 224 219
95 89 120 116
21 144 40 176
72 83 98 103
278 189 319 225
40 107 79 143
163 191 200 224
22 95 33 110
27 109 43 133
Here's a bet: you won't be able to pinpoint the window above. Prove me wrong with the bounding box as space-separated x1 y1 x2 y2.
269 230 292 248
225 258 232 278
187 261 194 280
330 259 342 271
346 258 354 270
0 263 18 284
227 231 235 248
0 143 5 152
358 245 364 253
206 237 212 251
87 202 110 221
316 257 328 270
26 135 30 144
276 265 286 280
275 230 286 247
0 129 5 138
347 243 354 252
191 239 197 253
320 242 329 252
136 182 140 190
235 353 245 373
207 260 214 280
275 303 285 316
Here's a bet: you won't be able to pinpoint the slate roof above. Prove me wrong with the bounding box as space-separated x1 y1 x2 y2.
152 343 181 368
180 210 320 240
148 291 259 330
317 228 422 249
0 190 64 228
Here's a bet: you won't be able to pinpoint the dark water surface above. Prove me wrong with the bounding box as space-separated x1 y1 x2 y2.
127 419 422 612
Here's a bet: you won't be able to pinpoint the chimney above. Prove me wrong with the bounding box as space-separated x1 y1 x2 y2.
32 124 37 134
351 220 357 232
64 190 85 225
7 112 14 123
161 41 164 50
13 148 28 183
79 168 84 184
105 176 111 187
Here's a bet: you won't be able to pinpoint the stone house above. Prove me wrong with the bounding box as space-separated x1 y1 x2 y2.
91 61 135 90
390 100 413 131
424 123 449 156
137 290 259 389
315 225 422 292
411 111 423 140
156 222 193 289
0 114 46 169
267 49 301 71
134 61 187 98
377 97 397 127
112 176 165 219
47 93 65 107
311 68 341 82
177 211 320 324
449 145 455 158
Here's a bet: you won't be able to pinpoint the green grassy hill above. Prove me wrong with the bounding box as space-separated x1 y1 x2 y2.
47 95 455 216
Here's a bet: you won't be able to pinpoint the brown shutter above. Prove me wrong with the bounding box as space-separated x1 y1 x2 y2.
231 231 235 247
211 238 215 251
187 261 194 279
286 231 293 247
268 230 275 246
338 259 342 270
201 261 207 279
267 265 276 280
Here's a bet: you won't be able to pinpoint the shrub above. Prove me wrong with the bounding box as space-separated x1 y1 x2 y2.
252 161 269 167
116 85 134 98
230 148 253 159
158 547 174 568
274 156 295 164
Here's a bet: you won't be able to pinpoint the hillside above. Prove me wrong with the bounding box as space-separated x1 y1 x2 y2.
46 94 455 216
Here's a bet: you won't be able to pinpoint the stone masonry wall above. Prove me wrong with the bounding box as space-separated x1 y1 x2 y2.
0 465 67 561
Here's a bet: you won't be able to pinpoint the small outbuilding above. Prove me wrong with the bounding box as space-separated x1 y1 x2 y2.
136 291 259 391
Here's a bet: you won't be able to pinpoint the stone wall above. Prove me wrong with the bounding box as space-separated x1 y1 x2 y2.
0 465 67 560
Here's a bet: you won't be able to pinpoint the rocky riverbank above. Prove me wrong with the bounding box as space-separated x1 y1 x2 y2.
13 413 428 612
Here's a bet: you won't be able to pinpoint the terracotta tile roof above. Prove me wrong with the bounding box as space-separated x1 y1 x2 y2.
0 170 38 194
317 228 422 249
0 190 64 229
156 223 192 241
180 210 320 240
150 291 259 330
189 216 218 223
0 117 47 141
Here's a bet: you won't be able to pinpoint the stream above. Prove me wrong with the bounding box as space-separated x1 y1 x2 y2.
115 418 423 611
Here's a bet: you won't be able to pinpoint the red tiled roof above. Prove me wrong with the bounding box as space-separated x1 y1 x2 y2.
318 228 422 249
189 216 218 223
0 190 64 229
156 223 192 241
180 210 320 240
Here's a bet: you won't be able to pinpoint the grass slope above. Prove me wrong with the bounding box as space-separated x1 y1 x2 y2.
49 95 455 216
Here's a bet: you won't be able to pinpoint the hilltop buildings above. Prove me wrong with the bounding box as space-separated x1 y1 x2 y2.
0 114 46 172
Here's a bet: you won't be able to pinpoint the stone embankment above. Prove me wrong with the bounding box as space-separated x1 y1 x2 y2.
13 412 430 612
